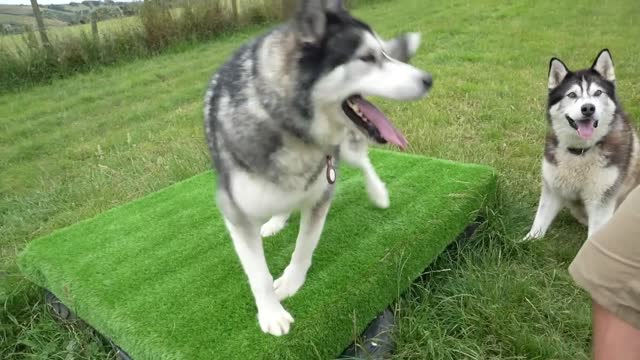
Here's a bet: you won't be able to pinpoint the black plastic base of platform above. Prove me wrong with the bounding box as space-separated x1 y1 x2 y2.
45 218 483 360
340 308 395 359
340 216 483 359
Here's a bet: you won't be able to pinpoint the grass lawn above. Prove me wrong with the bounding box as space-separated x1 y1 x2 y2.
1 0 639 358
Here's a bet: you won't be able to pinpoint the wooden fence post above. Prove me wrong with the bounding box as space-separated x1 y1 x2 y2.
29 0 51 49
91 11 99 40
231 0 239 22
281 0 297 20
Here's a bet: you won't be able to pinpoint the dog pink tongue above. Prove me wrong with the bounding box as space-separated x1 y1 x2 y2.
577 120 595 140
353 97 408 149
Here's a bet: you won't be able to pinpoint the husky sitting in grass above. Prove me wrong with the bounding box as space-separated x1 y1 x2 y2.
524 49 640 241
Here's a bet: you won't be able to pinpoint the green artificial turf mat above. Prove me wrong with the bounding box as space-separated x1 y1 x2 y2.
19 150 495 360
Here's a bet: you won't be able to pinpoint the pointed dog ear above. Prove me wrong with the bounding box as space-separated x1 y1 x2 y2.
294 0 327 45
591 49 615 82
548 58 569 90
383 32 421 63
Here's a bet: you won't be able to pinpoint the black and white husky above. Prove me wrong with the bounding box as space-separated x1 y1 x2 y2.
524 49 640 241
204 0 432 335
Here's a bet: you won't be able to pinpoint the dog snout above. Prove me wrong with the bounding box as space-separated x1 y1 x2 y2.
422 73 433 90
581 103 596 117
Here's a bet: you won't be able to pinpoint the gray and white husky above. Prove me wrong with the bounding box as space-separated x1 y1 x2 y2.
524 49 640 241
204 0 432 336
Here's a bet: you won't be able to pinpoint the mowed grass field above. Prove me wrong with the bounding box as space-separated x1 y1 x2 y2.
0 0 271 51
0 4 67 30
2 0 640 358
0 15 140 53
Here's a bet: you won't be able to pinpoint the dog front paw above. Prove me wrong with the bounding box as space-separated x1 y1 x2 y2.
273 265 307 301
260 215 288 237
521 230 542 242
366 179 390 209
257 302 294 336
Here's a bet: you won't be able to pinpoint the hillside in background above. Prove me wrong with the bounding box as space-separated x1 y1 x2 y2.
0 1 140 34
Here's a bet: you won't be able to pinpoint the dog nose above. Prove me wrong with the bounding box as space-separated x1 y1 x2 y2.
422 74 433 89
581 103 595 117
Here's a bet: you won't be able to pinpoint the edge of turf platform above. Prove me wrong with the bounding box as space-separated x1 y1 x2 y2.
19 149 497 360
43 218 485 360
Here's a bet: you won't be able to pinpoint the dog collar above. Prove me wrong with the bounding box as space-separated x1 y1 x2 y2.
326 155 336 184
567 140 604 156
567 147 591 156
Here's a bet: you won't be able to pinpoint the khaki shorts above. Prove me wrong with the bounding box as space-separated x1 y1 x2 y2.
569 185 640 329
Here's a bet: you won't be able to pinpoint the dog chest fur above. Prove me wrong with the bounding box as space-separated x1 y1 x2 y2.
542 149 619 203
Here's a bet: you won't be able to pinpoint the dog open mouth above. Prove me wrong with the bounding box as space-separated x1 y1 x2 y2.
566 115 599 140
341 95 408 149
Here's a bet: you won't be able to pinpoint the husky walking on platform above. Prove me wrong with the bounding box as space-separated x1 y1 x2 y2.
204 0 432 335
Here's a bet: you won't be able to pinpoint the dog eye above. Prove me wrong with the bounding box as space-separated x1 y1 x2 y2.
567 92 577 99
359 54 376 63
594 90 603 97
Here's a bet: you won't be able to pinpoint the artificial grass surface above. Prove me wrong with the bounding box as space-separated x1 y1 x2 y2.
19 150 495 360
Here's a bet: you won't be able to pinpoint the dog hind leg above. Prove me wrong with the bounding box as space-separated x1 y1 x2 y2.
585 200 616 238
567 201 588 226
274 201 330 301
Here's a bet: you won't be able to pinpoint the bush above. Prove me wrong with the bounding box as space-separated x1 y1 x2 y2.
140 0 179 51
